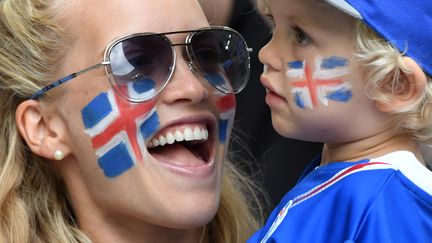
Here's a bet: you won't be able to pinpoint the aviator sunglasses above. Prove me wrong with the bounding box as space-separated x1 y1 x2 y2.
29 26 252 102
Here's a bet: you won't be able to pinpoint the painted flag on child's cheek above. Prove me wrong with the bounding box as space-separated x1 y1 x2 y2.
288 56 353 109
216 94 235 143
81 89 159 178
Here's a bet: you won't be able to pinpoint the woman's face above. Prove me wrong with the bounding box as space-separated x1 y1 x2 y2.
54 0 234 234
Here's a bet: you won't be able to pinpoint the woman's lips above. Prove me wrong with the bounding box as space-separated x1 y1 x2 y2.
152 149 216 178
145 117 217 177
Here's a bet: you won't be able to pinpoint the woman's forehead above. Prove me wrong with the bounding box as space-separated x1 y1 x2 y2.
63 0 208 47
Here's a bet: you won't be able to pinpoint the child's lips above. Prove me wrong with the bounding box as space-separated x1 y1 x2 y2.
260 75 276 93
260 76 287 106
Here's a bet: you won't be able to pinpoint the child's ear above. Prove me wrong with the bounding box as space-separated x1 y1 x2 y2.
375 57 427 113
16 100 71 161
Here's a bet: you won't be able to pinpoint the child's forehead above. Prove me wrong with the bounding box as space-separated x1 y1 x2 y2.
261 0 353 27
261 0 341 17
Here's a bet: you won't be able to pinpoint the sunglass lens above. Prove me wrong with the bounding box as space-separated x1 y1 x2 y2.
189 29 250 93
109 35 174 102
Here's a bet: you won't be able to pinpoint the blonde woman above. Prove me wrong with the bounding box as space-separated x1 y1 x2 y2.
0 0 263 242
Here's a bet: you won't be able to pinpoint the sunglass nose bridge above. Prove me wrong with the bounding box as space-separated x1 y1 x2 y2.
186 60 201 75
187 61 194 71
171 42 188 47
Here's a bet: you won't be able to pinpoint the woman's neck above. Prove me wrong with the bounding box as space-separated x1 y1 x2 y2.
78 213 205 243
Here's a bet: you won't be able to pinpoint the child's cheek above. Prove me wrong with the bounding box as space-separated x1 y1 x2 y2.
286 56 353 110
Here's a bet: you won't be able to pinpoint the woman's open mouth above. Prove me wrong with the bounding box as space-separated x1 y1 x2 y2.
145 120 215 171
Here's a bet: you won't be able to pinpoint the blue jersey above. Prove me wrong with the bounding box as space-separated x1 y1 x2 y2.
248 151 432 242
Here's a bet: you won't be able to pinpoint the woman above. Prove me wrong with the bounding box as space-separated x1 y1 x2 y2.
0 0 262 242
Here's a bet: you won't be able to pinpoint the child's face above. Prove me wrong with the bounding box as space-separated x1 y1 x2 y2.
259 0 392 143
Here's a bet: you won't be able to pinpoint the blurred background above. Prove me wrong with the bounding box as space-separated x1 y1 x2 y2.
199 0 323 211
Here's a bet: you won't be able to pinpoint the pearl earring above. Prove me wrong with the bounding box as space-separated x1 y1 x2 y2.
54 150 64 160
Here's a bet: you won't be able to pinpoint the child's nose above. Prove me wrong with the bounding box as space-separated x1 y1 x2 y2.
259 36 285 72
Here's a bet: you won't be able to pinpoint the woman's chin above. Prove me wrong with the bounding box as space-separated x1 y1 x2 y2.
161 200 220 229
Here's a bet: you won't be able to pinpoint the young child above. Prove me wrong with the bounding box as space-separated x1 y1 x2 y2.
248 0 432 242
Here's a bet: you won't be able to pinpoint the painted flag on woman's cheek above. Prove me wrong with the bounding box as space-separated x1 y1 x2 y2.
216 94 235 144
81 89 159 178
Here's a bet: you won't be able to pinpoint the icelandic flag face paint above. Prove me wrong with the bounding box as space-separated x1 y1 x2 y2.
81 89 159 178
287 56 353 109
215 93 236 144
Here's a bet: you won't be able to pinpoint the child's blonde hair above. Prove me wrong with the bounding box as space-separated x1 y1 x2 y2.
355 21 432 144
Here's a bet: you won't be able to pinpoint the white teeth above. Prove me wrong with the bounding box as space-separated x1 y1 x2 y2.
202 129 208 140
159 136 167 146
166 132 175 144
194 127 202 140
147 127 209 149
184 128 194 141
175 130 184 142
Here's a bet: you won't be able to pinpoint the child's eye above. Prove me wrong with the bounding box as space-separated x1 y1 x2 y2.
292 26 310 45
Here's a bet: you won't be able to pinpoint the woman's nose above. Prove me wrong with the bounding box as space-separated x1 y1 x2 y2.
159 56 209 105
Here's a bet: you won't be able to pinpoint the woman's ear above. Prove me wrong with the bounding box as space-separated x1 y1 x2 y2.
16 100 71 161
375 57 427 113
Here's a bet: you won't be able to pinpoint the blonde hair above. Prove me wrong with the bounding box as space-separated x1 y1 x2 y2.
0 0 263 242
206 161 265 242
355 21 432 144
